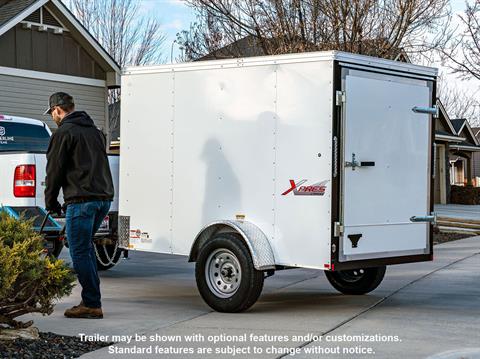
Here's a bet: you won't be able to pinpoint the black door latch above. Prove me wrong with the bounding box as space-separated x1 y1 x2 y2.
348 234 362 248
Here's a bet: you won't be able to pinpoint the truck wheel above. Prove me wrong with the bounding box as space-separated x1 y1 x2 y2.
94 242 122 271
195 233 264 312
51 238 64 258
325 266 386 295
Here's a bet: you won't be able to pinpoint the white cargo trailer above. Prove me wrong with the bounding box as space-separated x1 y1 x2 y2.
119 51 437 312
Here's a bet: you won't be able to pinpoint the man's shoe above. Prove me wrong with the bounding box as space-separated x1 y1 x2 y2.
64 303 103 319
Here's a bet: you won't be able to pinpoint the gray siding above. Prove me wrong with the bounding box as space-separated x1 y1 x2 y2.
474 152 480 178
0 73 107 132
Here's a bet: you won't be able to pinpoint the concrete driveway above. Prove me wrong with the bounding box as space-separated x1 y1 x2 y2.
21 237 480 359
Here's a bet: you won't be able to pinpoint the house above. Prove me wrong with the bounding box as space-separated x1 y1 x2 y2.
0 0 120 136
196 35 411 62
471 127 480 185
474 126 480 175
449 118 480 187
434 99 480 204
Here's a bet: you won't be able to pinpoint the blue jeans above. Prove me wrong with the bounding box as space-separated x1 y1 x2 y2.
66 200 111 308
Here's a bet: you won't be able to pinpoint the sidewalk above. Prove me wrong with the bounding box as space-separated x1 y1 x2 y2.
435 204 480 220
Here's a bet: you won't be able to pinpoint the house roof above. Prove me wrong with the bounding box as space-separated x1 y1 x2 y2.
473 127 480 141
436 99 457 136
450 119 467 133
0 0 36 27
435 130 463 139
197 35 413 62
450 141 480 152
451 119 480 147
0 0 120 78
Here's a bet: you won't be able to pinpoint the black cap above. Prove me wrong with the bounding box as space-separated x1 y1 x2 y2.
44 92 75 115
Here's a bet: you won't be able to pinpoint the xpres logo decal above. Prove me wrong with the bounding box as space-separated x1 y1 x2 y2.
282 179 328 196
0 127 5 136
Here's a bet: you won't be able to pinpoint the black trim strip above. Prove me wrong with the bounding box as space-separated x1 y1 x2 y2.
333 253 433 271
338 60 436 81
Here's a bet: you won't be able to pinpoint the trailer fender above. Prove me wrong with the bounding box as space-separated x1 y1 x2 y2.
189 220 275 271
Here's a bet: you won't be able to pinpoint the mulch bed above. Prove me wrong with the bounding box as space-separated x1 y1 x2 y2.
433 231 474 244
0 332 112 359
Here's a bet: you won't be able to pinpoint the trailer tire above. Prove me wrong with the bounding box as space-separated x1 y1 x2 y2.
195 233 264 312
95 242 122 271
325 266 386 295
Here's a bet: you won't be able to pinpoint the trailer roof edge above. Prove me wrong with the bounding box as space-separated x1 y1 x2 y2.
123 50 437 78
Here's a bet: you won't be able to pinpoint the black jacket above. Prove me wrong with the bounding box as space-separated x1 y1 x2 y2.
45 111 114 211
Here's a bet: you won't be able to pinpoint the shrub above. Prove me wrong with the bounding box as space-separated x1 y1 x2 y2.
450 185 480 205
0 211 75 329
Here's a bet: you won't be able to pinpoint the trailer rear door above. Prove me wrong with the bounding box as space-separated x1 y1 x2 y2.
339 67 434 263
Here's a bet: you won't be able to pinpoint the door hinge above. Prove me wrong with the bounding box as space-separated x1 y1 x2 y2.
334 222 343 237
335 90 345 106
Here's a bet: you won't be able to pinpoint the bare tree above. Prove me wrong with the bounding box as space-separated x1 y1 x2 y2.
177 0 450 61
68 0 165 68
67 0 166 136
438 76 480 126
438 1 480 81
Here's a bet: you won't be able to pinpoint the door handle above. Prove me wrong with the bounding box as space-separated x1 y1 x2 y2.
345 154 375 170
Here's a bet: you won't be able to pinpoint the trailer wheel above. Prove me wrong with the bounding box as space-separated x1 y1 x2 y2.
195 233 264 312
325 266 386 295
94 242 122 271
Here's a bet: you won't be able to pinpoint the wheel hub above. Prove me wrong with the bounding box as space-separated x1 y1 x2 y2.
338 268 365 283
205 249 242 298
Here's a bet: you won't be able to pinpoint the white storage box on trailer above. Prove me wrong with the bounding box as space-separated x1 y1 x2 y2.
119 51 437 312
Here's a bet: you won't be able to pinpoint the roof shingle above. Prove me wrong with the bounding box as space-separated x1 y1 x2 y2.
0 0 38 28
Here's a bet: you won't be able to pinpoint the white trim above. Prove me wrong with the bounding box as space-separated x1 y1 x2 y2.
435 134 465 142
437 144 447 204
436 99 457 135
456 121 467 135
463 121 480 146
0 66 106 87
50 0 121 74
0 0 48 37
450 145 480 152
20 21 69 32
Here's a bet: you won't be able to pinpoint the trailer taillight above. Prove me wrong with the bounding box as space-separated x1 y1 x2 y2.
14 164 36 197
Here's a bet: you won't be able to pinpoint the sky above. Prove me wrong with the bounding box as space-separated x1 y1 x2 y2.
139 0 479 122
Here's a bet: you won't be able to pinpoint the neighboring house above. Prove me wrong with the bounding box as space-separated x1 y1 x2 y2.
432 100 480 204
434 99 461 204
0 0 120 136
449 118 480 188
472 127 480 185
196 35 411 62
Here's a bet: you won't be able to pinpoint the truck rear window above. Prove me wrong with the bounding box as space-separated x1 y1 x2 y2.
0 122 50 152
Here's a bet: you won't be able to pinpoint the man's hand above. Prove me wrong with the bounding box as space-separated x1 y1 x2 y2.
48 202 62 217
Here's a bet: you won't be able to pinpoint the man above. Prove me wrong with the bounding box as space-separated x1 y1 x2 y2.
44 92 114 319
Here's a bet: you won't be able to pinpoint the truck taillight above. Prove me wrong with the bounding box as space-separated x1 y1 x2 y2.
14 165 36 197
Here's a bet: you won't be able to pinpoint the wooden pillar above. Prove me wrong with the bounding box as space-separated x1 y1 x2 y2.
445 143 451 203
466 155 473 186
